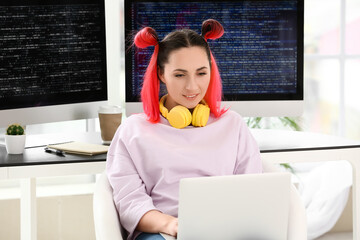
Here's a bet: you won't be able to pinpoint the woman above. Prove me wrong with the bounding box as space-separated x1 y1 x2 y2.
106 19 262 240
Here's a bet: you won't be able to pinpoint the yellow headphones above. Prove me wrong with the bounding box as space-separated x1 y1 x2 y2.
159 95 210 129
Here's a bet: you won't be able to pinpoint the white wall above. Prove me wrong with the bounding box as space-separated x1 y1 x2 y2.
105 0 125 108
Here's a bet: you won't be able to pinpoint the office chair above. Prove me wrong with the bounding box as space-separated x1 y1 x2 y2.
93 158 307 240
93 171 126 240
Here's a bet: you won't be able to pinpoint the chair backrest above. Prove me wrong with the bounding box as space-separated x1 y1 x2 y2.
262 158 307 240
93 172 126 240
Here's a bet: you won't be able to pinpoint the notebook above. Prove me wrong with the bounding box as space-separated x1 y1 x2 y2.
47 141 109 156
161 172 291 240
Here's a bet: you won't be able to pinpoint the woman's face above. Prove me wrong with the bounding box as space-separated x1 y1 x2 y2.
159 46 211 110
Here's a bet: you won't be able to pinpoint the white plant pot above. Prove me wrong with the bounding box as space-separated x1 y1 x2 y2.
5 135 26 154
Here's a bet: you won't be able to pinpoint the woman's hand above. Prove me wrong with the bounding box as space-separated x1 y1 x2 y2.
163 215 178 237
136 210 178 237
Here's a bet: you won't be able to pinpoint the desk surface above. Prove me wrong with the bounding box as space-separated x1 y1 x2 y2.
1 129 360 168
251 129 360 153
0 132 106 168
0 146 106 167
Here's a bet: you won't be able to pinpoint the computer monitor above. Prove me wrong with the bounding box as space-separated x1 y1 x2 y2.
124 0 304 117
0 0 108 128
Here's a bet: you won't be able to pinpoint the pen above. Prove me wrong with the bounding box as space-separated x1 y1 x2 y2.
44 147 65 157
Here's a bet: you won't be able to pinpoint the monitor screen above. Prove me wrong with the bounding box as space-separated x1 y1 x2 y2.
0 0 107 112
124 0 304 116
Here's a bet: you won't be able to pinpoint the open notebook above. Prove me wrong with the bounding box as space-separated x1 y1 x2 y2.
47 141 109 156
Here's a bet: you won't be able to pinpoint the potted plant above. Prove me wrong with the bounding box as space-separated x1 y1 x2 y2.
5 124 26 154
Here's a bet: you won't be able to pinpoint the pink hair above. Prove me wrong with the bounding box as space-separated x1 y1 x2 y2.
140 45 161 123
134 27 161 122
134 20 227 123
204 52 227 118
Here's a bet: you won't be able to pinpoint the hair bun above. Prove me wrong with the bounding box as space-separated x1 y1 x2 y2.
134 27 158 48
201 19 224 40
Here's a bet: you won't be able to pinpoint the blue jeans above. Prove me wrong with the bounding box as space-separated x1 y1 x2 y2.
135 232 165 240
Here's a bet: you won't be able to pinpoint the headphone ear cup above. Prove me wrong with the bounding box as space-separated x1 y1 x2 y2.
159 97 169 118
167 106 192 129
192 104 210 127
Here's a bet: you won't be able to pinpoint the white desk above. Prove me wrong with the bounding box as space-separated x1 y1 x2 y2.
0 132 106 240
253 129 360 240
1 130 360 240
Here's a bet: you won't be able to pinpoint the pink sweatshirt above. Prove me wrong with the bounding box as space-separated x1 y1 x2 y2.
106 110 262 240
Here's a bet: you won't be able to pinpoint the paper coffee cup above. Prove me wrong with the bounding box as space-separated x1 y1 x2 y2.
98 105 122 144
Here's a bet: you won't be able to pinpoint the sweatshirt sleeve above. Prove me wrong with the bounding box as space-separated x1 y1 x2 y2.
106 126 158 240
234 118 263 174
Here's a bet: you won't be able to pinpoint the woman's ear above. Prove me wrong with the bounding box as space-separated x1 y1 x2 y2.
158 66 165 84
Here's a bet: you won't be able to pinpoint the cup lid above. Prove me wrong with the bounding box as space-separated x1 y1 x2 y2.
98 105 122 114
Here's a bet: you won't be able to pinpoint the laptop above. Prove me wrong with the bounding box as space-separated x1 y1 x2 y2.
161 172 291 240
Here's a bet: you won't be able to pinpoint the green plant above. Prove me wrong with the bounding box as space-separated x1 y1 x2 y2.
246 117 302 131
6 124 25 135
